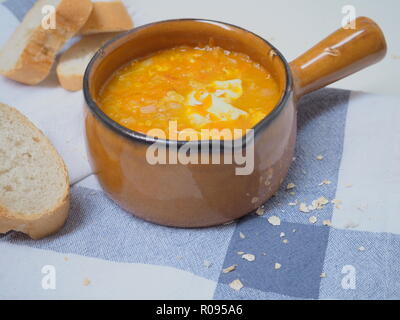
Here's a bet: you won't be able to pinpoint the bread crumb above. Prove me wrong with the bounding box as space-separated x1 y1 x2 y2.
286 182 296 190
267 216 281 226
274 263 282 270
309 216 317 224
229 279 243 291
316 155 324 160
223 265 237 273
83 278 91 286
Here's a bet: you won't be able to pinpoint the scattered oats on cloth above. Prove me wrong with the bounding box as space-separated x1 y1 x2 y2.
311 196 329 209
268 216 281 226
331 199 343 208
255 206 265 216
229 279 243 291
242 254 256 262
222 265 237 273
286 182 296 190
323 219 332 226
319 180 332 185
309 216 318 224
300 203 310 213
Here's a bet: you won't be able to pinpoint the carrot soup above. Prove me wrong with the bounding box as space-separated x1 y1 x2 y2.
98 45 282 140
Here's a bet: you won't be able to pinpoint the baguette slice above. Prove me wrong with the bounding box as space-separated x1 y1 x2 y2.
57 33 117 91
0 103 70 239
0 0 93 85
79 1 133 35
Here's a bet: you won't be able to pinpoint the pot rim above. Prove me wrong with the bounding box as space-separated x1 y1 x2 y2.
83 18 293 147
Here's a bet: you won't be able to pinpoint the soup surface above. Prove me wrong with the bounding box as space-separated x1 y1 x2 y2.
99 45 282 140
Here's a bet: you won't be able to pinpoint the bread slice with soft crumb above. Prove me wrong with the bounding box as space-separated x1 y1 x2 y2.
57 33 117 91
79 1 133 35
0 103 70 239
0 0 93 85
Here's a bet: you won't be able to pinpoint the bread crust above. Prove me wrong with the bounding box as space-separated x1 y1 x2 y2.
0 103 70 239
79 1 133 35
57 33 118 91
0 0 93 85
57 73 83 92
0 194 69 240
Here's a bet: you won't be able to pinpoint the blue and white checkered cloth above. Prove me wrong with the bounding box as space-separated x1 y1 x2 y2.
1 0 400 300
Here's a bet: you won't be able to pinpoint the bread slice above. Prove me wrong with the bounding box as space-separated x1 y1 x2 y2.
0 0 93 85
0 103 70 239
79 1 133 35
57 33 117 91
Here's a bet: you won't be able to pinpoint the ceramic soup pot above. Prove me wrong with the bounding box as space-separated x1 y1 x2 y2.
83 17 386 227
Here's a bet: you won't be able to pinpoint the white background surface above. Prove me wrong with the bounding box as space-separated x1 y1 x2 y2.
129 0 400 96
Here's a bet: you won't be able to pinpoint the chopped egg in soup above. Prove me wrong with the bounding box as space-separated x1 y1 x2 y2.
99 45 282 140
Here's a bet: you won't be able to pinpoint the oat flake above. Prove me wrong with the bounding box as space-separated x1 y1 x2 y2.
268 216 281 226
300 203 310 213
223 265 237 273
242 254 256 262
286 183 296 190
229 279 243 291
309 216 317 224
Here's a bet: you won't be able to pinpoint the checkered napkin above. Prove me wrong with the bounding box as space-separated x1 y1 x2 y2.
1 0 400 300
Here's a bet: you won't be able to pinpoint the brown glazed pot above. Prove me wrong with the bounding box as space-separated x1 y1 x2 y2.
83 17 386 227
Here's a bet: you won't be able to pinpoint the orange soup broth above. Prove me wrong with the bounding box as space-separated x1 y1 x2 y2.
99 46 282 140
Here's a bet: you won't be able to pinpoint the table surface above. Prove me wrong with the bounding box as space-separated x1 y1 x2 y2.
131 0 400 96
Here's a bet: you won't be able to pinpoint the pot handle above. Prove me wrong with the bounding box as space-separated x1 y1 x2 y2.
289 17 387 98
